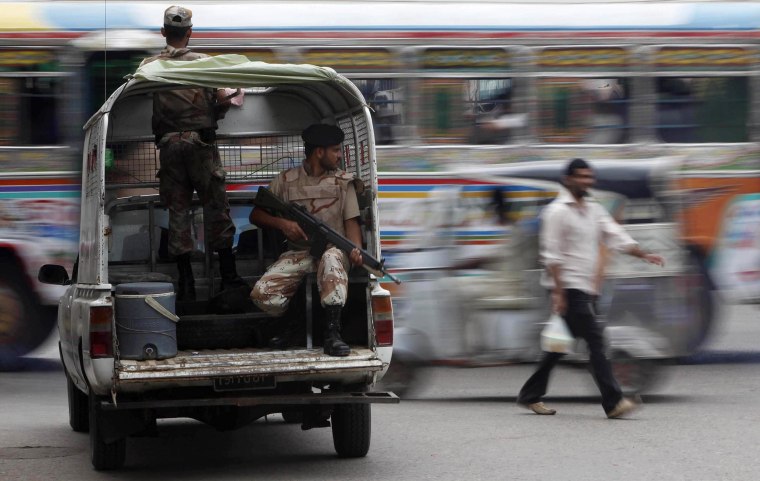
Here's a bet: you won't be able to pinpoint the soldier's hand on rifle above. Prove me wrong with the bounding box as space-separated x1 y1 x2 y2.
349 247 363 267
281 219 308 243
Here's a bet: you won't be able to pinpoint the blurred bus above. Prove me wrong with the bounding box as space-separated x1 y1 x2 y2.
0 8 164 364
0 0 758 361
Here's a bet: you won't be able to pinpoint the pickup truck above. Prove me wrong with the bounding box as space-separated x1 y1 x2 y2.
39 55 398 470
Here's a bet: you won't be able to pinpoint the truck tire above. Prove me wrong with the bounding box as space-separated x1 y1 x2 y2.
331 403 371 458
67 373 89 433
0 263 53 369
89 394 126 470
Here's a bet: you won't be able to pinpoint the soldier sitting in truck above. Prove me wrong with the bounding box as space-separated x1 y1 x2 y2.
249 124 364 356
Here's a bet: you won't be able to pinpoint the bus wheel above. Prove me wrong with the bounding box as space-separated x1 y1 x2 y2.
331 403 371 458
610 352 662 396
686 294 714 353
0 264 51 369
89 394 126 470
684 253 715 352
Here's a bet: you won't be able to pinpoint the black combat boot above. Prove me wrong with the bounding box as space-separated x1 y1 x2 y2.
217 247 248 291
267 301 303 349
268 319 300 350
323 305 350 357
176 253 195 302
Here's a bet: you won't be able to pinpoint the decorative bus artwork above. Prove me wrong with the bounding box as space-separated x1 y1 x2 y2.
0 1 758 364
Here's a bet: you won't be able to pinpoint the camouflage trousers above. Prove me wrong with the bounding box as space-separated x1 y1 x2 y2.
158 134 235 257
251 247 349 316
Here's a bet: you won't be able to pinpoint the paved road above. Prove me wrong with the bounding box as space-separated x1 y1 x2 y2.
2 303 759 480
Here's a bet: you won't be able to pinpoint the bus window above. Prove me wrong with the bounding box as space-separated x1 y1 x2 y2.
0 76 62 146
0 48 63 146
420 78 522 144
656 77 749 143
85 51 148 119
352 79 407 145
537 77 631 144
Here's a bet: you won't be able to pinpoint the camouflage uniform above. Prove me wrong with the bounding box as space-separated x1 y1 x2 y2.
251 164 361 315
141 46 235 256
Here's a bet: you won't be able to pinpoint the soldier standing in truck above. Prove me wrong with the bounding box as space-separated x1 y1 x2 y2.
140 5 244 301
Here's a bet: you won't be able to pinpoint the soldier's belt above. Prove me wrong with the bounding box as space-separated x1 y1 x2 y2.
158 131 212 148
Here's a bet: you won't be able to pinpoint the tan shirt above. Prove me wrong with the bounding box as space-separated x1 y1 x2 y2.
141 46 218 137
269 163 360 251
540 187 637 294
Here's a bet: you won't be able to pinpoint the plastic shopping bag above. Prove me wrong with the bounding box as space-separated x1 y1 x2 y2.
540 313 574 354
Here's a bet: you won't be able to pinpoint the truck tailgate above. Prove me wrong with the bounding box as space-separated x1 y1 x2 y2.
116 347 384 382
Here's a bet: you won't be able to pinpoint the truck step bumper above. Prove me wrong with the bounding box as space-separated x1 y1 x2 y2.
98 391 399 410
116 347 384 382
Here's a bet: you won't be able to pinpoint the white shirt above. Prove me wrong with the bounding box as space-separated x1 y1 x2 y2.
540 187 637 295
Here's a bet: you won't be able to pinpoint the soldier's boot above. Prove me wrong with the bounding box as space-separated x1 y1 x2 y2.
176 253 195 302
217 247 248 292
268 319 300 350
323 305 350 357
268 302 303 349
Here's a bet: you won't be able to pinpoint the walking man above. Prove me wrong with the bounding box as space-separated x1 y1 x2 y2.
517 158 665 418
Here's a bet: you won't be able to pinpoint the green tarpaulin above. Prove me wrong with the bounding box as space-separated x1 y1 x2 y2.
84 53 365 129
132 54 346 89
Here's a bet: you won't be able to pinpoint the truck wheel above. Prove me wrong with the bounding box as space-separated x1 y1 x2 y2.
331 403 371 458
67 373 89 433
0 264 52 369
89 394 126 470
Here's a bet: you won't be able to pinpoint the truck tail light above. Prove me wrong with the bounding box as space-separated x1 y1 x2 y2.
89 305 113 358
371 295 394 347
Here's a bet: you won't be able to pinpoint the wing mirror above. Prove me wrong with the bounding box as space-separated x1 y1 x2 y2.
38 264 71 285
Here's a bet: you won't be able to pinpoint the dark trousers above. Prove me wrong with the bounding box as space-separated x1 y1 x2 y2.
158 139 235 257
517 289 622 414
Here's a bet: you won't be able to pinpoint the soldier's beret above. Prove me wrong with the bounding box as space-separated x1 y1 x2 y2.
301 124 345 147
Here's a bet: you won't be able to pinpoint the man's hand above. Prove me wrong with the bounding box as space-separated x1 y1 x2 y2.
280 219 308 243
349 247 363 267
217 88 241 105
629 246 665 267
643 253 665 267
551 289 567 316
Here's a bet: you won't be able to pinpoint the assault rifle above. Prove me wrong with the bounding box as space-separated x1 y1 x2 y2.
253 187 401 284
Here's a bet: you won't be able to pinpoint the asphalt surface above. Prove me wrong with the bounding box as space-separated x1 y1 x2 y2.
1 302 759 480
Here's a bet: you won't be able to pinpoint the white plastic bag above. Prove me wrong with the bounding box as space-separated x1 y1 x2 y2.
540 313 574 354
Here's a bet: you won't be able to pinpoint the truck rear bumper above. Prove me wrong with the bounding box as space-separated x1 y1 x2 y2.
116 347 384 387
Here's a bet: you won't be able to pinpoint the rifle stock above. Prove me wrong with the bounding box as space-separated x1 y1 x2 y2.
253 187 401 284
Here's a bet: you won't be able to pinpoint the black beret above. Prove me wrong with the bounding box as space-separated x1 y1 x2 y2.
302 124 345 147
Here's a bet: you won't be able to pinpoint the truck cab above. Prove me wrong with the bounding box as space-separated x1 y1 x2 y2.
40 55 397 470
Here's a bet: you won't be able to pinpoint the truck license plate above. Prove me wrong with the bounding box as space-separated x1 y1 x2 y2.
213 374 276 392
